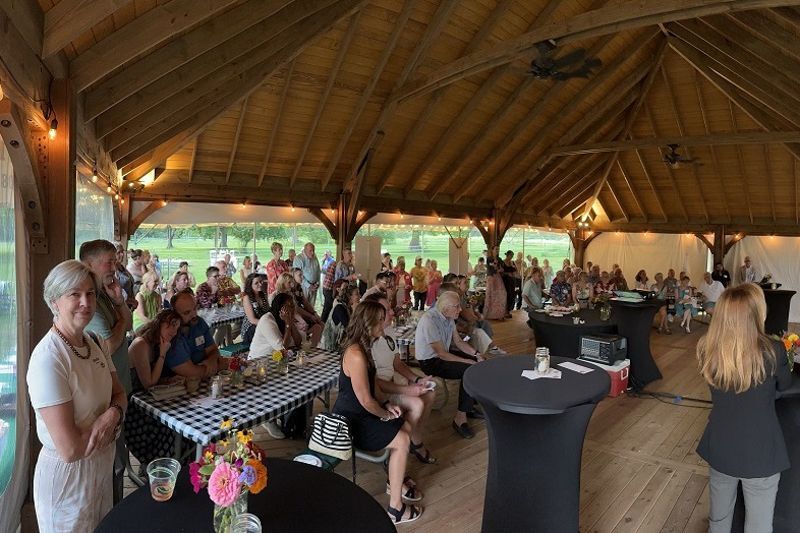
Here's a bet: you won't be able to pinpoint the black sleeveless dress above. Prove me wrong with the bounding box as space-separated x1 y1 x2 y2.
333 356 404 452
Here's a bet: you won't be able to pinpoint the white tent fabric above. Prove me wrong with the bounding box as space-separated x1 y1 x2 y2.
725 236 800 323
354 236 382 287
448 237 470 275
586 233 710 285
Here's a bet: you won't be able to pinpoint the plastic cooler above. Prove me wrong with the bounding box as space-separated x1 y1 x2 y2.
582 358 630 397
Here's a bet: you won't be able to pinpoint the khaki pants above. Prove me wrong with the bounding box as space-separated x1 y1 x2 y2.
709 467 780 533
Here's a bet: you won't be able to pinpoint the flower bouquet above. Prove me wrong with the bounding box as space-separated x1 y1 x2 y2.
190 418 267 533
228 356 249 388
272 349 289 375
774 332 800 368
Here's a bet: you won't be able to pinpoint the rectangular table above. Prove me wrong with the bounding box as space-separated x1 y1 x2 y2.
199 307 246 328
131 348 340 458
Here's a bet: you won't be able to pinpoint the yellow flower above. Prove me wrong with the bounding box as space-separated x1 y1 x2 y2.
788 334 799 343
218 439 228 448
220 418 233 430
237 430 252 445
204 450 214 462
271 350 284 362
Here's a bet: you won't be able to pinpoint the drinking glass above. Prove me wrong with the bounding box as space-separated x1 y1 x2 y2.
147 458 181 502
231 513 262 533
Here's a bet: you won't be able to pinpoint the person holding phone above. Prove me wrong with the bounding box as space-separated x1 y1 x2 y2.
333 300 424 525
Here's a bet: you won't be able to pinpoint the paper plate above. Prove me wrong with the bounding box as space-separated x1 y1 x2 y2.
293 454 323 467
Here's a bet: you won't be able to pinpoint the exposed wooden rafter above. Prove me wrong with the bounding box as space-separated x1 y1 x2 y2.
82 0 295 119
394 0 800 104
633 146 669 221
290 11 361 188
693 71 731 221
345 0 458 194
494 29 658 206
42 0 134 58
580 38 666 219
258 61 295 188
188 140 198 184
320 0 416 192
225 97 249 184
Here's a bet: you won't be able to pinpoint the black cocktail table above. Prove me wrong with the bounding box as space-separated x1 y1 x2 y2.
609 299 664 390
96 458 394 532
762 289 796 336
529 308 617 357
463 355 610 533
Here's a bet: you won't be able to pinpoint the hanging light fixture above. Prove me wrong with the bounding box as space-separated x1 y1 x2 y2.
106 185 112 193
48 118 58 140
91 167 98 183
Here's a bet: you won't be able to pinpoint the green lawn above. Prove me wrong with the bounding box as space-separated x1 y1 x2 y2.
0 415 14 496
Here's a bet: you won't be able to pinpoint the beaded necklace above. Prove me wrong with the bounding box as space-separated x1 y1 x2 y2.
52 325 91 360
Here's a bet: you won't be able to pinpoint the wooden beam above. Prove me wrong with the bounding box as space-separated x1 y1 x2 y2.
731 10 800 63
494 29 658 206
399 66 512 195
320 0 415 191
380 0 523 195
552 130 800 156
307 207 338 238
667 22 800 126
715 13 800 82
641 104 690 222
656 67 709 222
616 159 646 221
604 179 629 223
763 144 777 222
633 146 669 221
668 35 800 163
0 0 44 54
43 0 134 58
538 154 610 215
129 201 165 235
259 61 294 188
678 18 800 108
694 71 731 221
580 37 666 219
345 0 458 193
97 0 342 143
225 97 248 184
82 0 294 119
289 11 361 188
728 100 756 224
188 140 198 183
795 156 798 224
112 0 361 167
394 0 800 103
346 133 384 233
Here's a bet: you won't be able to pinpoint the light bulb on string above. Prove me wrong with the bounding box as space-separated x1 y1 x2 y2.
48 118 58 140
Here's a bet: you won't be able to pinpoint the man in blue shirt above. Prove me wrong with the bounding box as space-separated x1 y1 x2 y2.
166 290 223 378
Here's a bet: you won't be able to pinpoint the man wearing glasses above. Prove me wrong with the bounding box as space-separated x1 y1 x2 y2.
414 291 485 439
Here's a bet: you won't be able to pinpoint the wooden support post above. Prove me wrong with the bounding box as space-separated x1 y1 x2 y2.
29 79 76 340
571 229 600 270
712 226 725 266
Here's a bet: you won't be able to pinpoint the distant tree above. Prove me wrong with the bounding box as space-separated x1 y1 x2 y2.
228 224 254 249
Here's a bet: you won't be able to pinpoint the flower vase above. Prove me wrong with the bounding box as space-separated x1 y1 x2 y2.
213 490 248 533
277 360 289 376
231 371 244 389
599 303 612 321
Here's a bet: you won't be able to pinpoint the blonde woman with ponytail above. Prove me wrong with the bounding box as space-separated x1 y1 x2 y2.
696 283 792 532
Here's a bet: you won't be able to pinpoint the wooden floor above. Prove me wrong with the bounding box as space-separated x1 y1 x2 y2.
123 310 720 532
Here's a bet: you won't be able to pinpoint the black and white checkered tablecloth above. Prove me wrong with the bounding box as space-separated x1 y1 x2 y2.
131 348 340 447
200 307 246 328
394 325 416 346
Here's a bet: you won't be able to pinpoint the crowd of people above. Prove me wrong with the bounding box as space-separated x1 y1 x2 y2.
26 233 782 530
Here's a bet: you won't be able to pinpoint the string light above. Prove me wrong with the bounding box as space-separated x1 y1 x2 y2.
48 118 58 140
91 167 98 182
106 185 112 193
162 197 168 207
114 193 119 200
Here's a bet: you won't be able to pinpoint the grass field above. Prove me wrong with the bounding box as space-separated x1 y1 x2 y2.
0 415 14 496
130 225 572 281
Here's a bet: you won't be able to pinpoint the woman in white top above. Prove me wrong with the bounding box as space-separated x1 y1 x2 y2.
249 293 303 359
27 260 127 533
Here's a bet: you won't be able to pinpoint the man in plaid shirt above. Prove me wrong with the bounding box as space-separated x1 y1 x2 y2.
321 258 337 322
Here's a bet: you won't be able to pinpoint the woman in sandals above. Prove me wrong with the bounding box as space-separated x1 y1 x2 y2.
333 300 424 525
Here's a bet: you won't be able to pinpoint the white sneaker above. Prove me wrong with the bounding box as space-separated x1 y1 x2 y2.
262 421 286 439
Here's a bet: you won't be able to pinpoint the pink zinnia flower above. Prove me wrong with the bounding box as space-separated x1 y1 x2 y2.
189 462 203 494
207 463 242 507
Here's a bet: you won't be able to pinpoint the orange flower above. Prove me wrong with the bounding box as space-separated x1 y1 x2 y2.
247 459 268 494
784 339 792 351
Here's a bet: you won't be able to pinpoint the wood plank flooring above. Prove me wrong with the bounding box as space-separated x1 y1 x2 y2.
123 310 726 532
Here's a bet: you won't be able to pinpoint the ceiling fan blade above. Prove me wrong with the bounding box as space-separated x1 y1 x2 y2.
552 48 587 69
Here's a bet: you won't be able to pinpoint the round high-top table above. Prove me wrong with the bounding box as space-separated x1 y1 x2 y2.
529 308 617 357
762 289 796 336
463 355 610 533
609 299 664 390
96 458 394 532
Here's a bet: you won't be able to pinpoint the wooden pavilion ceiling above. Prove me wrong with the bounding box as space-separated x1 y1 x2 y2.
36 0 800 232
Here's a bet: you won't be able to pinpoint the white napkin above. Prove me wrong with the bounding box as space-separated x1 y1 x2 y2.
521 369 562 380
558 362 594 374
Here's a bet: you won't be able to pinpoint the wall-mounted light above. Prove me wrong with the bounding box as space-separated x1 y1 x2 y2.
48 118 58 140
